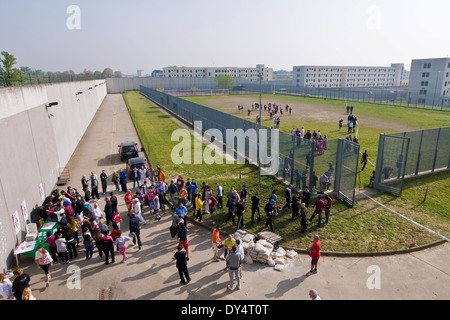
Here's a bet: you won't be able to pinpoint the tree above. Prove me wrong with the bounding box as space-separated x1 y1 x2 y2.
113 70 122 78
216 75 235 89
102 68 113 78
0 51 24 86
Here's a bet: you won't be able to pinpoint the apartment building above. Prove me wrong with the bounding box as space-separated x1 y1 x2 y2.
163 64 273 82
292 63 404 88
408 57 450 107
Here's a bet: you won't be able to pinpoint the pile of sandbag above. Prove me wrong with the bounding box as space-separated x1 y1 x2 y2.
247 239 274 264
233 230 255 254
233 230 298 271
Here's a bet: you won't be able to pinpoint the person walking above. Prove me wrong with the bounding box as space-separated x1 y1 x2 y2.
309 195 325 227
324 194 333 226
34 245 53 287
119 169 127 192
55 231 70 264
225 196 236 226
283 184 292 210
307 235 321 275
129 213 142 250
177 221 190 261
11 268 30 301
100 170 108 195
250 191 260 224
174 245 191 285
235 198 247 231
215 183 223 208
361 150 368 171
292 193 300 221
212 225 223 261
264 199 276 232
90 172 100 200
194 192 204 223
226 246 243 291
115 230 132 263
299 202 308 233
101 230 115 265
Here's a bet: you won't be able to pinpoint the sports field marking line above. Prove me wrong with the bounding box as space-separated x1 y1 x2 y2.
362 193 450 242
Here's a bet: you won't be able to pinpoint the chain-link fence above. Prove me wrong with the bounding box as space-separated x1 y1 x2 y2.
140 86 360 205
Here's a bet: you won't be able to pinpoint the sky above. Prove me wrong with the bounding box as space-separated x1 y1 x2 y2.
1 0 449 75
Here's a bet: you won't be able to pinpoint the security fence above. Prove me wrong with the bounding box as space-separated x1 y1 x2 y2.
241 83 450 110
374 127 450 195
140 86 360 206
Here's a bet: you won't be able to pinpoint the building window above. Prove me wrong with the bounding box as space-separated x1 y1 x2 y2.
423 63 431 68
420 81 429 86
422 72 430 78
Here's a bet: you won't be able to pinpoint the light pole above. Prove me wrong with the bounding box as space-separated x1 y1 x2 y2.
258 71 262 184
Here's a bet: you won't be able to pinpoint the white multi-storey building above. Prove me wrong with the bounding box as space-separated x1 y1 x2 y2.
293 63 404 88
163 64 273 82
408 57 450 107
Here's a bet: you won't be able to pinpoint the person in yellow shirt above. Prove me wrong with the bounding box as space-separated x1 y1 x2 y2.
195 194 204 222
223 234 236 270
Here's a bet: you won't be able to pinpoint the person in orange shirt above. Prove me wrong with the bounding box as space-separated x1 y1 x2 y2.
212 225 223 261
178 187 188 207
124 190 133 216
159 170 166 183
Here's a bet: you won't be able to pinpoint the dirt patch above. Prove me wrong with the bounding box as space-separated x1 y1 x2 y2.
195 95 415 133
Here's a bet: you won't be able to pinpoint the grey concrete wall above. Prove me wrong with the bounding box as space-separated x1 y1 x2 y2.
105 77 253 93
0 80 107 271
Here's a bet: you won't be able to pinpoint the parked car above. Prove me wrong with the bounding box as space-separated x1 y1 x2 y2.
118 141 139 161
126 157 148 181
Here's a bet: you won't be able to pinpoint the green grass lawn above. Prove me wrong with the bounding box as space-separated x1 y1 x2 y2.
183 94 450 189
125 90 450 253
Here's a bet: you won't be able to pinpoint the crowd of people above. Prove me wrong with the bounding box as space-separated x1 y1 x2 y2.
4 138 338 300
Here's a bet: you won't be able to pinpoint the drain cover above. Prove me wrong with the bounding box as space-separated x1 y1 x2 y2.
98 286 115 300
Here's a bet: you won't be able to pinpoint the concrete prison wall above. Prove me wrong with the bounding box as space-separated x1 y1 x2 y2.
0 80 107 271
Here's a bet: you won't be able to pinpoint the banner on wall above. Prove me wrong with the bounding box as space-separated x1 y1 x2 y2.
21 200 28 222
39 183 45 201
12 211 21 234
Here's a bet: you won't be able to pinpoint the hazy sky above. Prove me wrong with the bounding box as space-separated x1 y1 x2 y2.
1 0 449 75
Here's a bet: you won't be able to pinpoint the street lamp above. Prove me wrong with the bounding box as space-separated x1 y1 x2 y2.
258 71 262 184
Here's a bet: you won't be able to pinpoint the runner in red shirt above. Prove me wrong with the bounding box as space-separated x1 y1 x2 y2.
307 235 321 274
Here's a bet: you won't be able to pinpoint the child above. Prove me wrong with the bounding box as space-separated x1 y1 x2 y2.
54 231 69 264
115 230 132 263
112 210 122 230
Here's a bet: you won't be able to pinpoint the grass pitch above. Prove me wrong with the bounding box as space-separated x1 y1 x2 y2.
124 91 450 253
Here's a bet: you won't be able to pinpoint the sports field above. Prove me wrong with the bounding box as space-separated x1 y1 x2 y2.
125 91 450 253
183 94 450 186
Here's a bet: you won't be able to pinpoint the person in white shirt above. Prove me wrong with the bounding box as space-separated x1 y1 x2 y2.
133 198 146 225
35 245 53 287
0 273 14 300
215 183 223 208
309 289 321 300
138 166 147 185
92 202 103 222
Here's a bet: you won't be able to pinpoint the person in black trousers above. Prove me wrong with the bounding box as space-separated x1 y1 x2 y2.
129 213 142 250
174 245 191 285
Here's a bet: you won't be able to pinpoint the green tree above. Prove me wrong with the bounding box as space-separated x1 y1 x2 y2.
0 51 24 86
113 70 122 78
216 74 235 89
102 67 113 78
